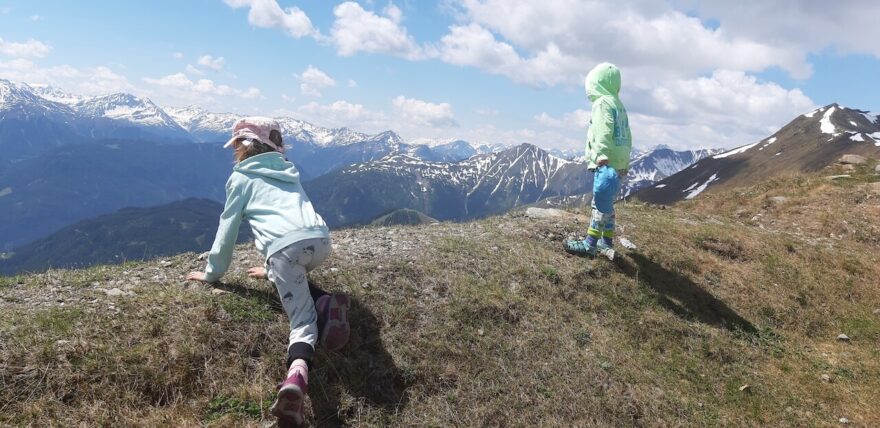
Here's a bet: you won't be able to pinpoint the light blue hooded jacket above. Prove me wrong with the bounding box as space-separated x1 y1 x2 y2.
203 152 329 283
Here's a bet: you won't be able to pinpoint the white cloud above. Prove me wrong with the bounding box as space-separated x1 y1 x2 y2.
296 100 386 130
296 65 336 97
330 2 422 59
0 38 51 58
172 52 184 59
473 107 498 117
685 1 880 60
282 93 295 103
0 60 137 95
223 0 316 38
184 64 205 76
347 79 357 88
143 73 261 100
626 70 815 150
197 55 225 71
436 0 813 86
535 109 590 129
392 96 458 127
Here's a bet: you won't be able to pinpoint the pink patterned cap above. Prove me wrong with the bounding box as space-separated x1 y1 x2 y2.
224 116 283 152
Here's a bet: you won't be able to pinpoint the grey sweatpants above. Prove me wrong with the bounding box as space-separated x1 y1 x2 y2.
266 237 331 364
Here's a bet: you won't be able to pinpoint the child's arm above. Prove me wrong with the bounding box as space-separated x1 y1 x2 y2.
591 99 615 167
195 177 247 283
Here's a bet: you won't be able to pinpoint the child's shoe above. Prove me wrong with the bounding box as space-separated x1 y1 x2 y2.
316 293 350 351
270 370 308 426
564 239 597 257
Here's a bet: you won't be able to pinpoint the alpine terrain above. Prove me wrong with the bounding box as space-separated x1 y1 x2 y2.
634 104 880 204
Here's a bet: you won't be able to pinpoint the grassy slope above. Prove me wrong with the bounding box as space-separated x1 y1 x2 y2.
1 164 879 427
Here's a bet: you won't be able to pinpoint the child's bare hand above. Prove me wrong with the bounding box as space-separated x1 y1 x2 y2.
247 267 268 279
186 271 208 283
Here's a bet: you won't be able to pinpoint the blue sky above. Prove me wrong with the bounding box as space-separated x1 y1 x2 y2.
1 0 878 151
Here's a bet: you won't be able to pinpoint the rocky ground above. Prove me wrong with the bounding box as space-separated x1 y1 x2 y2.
1 163 879 427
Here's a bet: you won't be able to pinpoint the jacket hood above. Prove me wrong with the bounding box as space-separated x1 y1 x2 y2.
233 152 299 183
585 62 621 102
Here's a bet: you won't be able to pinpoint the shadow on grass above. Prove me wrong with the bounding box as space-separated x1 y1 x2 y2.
614 252 757 335
214 280 410 427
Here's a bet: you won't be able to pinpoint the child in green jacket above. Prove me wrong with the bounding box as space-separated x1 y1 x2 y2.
565 63 632 258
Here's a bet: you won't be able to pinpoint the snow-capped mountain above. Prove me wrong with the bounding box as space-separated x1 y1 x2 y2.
634 104 880 204
623 146 723 197
0 79 192 158
1 79 519 174
304 143 590 227
0 79 83 155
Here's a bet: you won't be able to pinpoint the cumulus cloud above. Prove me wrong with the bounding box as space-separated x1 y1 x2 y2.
392 96 458 127
0 38 51 58
143 72 261 100
535 109 591 129
296 65 336 97
197 55 225 71
684 1 880 60
438 0 813 86
296 100 386 130
184 64 205 76
0 60 138 95
223 0 316 38
330 2 422 59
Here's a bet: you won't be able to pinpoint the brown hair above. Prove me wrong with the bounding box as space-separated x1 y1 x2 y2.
233 130 283 162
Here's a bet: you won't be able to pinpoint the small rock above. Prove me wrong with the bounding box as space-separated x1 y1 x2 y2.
104 288 125 297
841 164 856 172
55 340 72 347
738 384 751 392
330 267 339 273
211 288 229 296
767 196 788 205
873 308 880 315
160 260 173 267
477 328 484 336
525 207 567 219
821 374 831 383
361 283 370 289
838 154 867 165
839 417 850 424
875 164 880 174
198 252 209 261
837 334 850 341
619 237 637 250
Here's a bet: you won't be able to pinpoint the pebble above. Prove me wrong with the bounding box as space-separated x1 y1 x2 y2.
821 374 831 383
211 288 229 296
104 288 125 297
839 417 850 424
330 267 339 273
837 334 850 342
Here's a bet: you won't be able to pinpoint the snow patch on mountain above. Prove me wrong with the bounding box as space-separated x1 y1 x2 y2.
713 141 760 159
684 174 719 200
820 106 837 134
803 107 823 119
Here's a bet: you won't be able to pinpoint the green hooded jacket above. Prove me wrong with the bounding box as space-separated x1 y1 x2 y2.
584 63 632 171
203 152 329 283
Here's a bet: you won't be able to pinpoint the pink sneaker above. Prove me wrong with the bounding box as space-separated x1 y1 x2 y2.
270 371 308 426
316 294 350 351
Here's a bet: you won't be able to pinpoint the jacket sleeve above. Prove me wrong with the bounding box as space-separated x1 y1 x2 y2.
590 98 615 163
204 175 247 283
